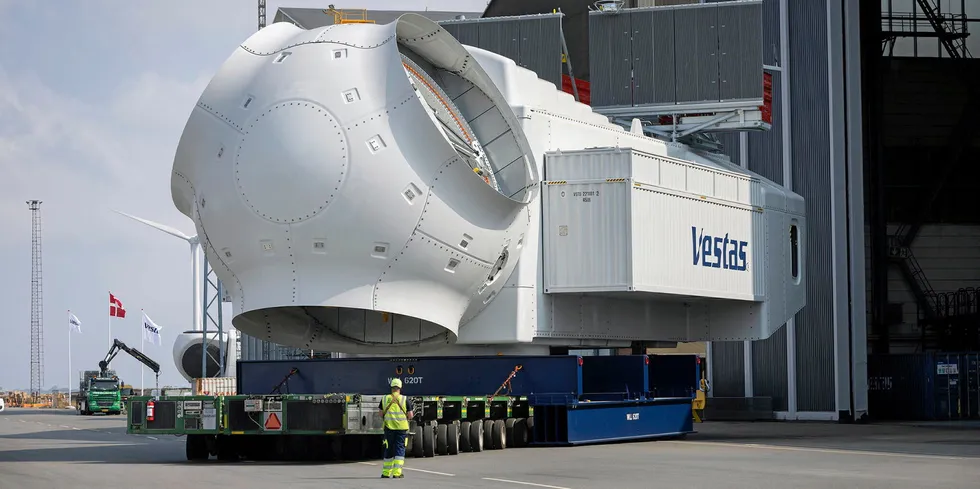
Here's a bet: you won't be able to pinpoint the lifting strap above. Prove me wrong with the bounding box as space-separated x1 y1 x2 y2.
489 365 523 401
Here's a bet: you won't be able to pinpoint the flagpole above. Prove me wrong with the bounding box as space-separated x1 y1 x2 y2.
68 309 72 409
107 291 112 370
140 309 145 393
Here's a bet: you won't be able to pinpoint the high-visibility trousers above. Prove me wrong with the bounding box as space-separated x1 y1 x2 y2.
382 428 408 477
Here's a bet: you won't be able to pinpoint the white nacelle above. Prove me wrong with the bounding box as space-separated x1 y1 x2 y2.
172 14 536 354
171 14 805 354
172 330 235 382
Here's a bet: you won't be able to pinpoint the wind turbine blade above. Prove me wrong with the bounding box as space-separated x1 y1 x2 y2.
112 209 193 241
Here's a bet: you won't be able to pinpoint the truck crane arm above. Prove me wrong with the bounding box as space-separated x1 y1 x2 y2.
100 339 162 388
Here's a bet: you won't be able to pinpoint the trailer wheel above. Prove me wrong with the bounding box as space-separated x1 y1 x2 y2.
459 421 472 452
186 434 209 461
526 416 534 443
482 419 494 450
446 422 460 455
412 425 424 458
436 423 448 455
422 423 436 458
513 418 529 447
491 419 507 450
505 418 517 443
469 419 484 452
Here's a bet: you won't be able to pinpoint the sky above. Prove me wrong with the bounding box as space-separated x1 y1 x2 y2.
0 0 489 392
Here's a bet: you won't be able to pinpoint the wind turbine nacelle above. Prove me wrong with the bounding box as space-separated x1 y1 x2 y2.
171 14 538 354
172 330 235 382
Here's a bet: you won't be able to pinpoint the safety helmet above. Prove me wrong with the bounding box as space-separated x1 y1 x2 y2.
390 378 402 388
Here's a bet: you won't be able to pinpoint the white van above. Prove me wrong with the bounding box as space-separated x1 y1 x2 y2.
0 397 5 412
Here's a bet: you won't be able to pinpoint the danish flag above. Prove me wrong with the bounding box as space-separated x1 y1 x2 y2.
109 292 126 318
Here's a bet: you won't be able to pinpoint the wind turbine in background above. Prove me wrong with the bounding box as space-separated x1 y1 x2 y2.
112 210 203 333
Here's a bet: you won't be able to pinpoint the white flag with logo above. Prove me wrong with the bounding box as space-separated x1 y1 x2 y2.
142 312 163 346
68 312 81 333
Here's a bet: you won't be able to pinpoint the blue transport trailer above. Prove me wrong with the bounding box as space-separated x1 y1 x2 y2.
126 354 705 461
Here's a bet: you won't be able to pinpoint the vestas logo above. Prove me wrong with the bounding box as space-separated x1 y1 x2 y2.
692 226 748 271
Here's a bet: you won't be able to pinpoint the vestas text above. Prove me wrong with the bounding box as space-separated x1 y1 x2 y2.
691 226 748 271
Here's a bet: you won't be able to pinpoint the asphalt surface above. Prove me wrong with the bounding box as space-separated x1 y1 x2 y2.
1 408 979 488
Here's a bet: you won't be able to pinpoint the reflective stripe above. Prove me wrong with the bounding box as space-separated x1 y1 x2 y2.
382 394 410 430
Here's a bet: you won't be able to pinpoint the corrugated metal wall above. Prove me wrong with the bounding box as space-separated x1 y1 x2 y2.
789 0 836 412
438 15 564 88
744 0 788 412
708 0 830 412
711 341 746 397
707 0 786 410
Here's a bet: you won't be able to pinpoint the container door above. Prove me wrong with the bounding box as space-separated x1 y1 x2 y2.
934 353 962 421
868 353 935 421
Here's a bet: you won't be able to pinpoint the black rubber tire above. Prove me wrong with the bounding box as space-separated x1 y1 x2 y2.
186 434 209 461
526 416 535 443
469 419 484 452
513 418 529 448
491 419 507 450
483 419 494 450
436 424 449 455
505 418 517 443
412 425 424 458
422 423 436 458
447 422 460 455
459 421 472 452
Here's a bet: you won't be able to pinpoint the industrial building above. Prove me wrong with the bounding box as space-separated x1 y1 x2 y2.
223 0 980 424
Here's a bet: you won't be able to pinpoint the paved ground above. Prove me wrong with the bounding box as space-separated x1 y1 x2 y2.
2 408 979 488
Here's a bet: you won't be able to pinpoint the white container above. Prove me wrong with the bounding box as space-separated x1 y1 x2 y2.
194 377 237 396
541 147 805 338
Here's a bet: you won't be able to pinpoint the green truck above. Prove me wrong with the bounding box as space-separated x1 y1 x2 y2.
77 339 161 416
77 369 122 415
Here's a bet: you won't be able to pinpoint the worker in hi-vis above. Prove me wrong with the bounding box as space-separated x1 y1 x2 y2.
380 378 414 478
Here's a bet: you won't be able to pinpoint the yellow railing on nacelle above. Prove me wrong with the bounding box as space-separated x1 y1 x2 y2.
324 6 376 24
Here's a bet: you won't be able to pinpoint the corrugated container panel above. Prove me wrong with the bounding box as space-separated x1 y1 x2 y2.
716 4 763 100
543 180 633 289
478 20 521 66
450 22 481 47
588 12 634 106
746 70 783 183
789 0 835 412
542 149 760 299
673 6 716 103
194 377 237 396
711 341 745 397
440 22 461 43
631 9 676 105
518 17 563 87
868 353 936 420
752 325 788 410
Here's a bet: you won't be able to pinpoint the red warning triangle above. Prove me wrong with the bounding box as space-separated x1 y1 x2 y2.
264 412 282 430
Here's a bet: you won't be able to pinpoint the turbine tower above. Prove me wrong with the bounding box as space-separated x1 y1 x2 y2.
27 200 44 403
112 210 202 332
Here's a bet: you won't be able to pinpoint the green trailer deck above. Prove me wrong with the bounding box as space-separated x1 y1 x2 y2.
126 393 535 461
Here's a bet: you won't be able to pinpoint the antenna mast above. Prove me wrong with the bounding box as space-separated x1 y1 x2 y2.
27 200 44 403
